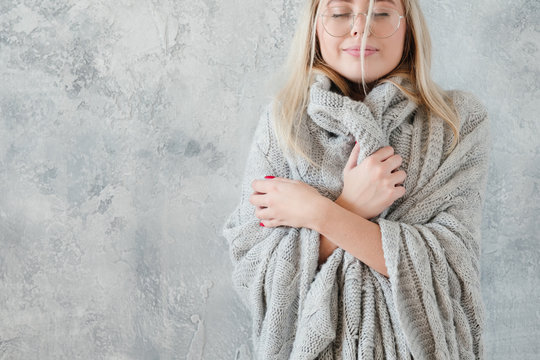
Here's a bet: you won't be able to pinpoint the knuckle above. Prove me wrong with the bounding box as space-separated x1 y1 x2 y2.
384 190 394 203
400 171 407 180
395 186 406 197
374 166 385 178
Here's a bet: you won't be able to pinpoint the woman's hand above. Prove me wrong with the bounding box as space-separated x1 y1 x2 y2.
338 143 407 219
249 177 325 229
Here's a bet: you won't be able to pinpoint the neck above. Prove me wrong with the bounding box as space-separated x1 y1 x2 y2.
347 79 376 102
327 77 377 102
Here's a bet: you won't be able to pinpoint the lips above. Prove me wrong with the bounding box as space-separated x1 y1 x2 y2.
343 46 378 57
343 45 378 52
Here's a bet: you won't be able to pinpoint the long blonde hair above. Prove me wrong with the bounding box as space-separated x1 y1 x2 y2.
272 0 460 168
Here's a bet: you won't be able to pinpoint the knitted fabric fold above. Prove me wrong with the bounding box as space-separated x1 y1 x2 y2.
222 74 490 360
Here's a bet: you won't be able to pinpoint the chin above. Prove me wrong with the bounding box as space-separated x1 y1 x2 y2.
342 74 376 85
343 76 362 84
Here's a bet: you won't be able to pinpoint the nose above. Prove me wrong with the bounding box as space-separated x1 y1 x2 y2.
350 14 366 37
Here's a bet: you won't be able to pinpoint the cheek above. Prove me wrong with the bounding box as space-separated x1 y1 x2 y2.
316 21 339 59
317 35 338 63
388 27 407 63
397 25 407 54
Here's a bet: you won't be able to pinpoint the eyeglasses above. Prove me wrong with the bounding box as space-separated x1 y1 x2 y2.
321 7 404 38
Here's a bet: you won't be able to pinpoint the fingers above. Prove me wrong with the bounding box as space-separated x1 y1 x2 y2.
251 177 279 193
393 184 406 198
251 176 299 195
259 219 279 228
389 169 407 185
249 175 292 207
372 146 395 162
249 192 268 207
249 176 289 209
254 206 281 228
254 205 272 219
382 154 403 172
345 142 360 170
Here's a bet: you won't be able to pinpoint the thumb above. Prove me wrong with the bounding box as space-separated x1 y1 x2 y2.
345 141 360 171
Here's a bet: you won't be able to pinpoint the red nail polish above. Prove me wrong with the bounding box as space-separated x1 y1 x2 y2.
265 176 275 179
259 222 265 227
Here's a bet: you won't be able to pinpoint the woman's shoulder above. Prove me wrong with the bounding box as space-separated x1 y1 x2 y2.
250 102 277 156
444 88 489 137
446 89 487 116
252 100 295 160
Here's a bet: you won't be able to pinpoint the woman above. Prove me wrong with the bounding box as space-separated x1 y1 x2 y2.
222 0 490 359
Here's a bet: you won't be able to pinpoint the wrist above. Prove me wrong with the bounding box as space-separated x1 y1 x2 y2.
336 194 369 219
312 196 336 234
311 195 328 233
335 195 351 210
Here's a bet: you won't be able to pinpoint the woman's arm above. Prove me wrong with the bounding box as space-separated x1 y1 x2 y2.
317 197 361 266
317 233 338 267
317 143 405 275
316 197 389 278
224 106 334 356
251 176 390 277
254 143 404 277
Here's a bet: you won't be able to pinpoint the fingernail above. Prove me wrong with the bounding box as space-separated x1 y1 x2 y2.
264 176 275 179
259 222 265 227
355 141 357 144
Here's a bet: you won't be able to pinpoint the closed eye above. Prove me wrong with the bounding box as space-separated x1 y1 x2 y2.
331 13 352 18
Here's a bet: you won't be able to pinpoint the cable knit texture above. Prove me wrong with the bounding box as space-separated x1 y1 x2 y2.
222 74 491 360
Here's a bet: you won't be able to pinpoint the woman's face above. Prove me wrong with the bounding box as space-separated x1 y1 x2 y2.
316 0 407 84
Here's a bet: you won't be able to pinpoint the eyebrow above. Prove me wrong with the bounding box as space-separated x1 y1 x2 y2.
327 0 397 5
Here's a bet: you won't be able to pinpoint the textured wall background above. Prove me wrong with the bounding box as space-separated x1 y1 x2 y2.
0 0 538 359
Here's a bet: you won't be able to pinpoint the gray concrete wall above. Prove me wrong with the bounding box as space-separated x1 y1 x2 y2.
0 0 538 359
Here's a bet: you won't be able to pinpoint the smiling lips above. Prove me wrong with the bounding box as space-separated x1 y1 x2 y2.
343 46 378 57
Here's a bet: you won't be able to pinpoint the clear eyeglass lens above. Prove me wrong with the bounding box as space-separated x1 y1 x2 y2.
322 7 400 38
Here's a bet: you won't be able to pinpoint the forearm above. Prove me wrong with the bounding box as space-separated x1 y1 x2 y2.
314 197 389 278
318 233 338 266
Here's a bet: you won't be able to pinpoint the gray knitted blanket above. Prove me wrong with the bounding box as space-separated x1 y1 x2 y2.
222 74 490 359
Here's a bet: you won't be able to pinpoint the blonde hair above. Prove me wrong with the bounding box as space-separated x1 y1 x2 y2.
272 0 460 168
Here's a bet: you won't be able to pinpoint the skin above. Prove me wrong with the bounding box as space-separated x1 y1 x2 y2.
318 0 407 99
249 0 408 278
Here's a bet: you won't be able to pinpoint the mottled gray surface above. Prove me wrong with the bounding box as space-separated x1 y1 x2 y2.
0 0 537 359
